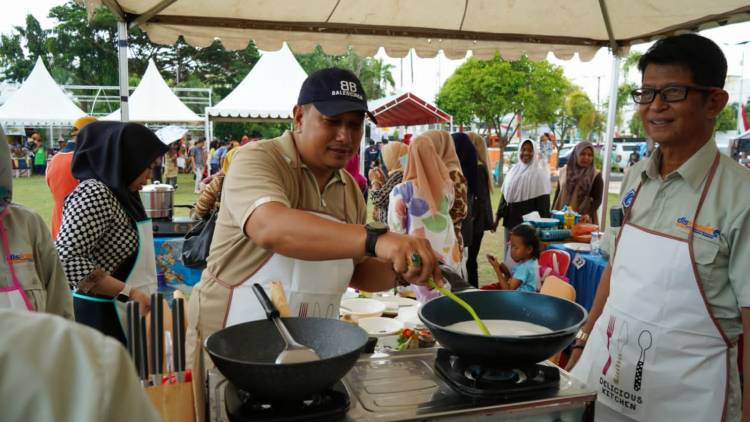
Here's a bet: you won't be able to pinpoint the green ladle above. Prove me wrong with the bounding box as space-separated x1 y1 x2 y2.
427 278 490 336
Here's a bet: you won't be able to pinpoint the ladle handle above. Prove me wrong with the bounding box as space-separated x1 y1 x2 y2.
252 283 280 319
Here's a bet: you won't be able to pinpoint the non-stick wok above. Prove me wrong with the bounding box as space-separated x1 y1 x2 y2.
205 292 368 401
419 290 587 365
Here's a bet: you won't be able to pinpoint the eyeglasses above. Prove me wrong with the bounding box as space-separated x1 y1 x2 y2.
630 85 719 104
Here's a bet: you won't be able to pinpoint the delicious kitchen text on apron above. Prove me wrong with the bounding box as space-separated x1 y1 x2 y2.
73 219 158 342
572 154 730 421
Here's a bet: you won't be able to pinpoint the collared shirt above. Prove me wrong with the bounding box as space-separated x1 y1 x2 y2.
204 130 366 286
1 204 73 318
616 140 750 339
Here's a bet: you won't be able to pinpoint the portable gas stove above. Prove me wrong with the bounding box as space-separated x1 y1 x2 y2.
208 348 595 421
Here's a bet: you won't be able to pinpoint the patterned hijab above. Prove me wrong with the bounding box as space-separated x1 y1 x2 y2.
502 139 551 203
451 132 479 197
72 121 168 222
422 130 461 174
468 132 493 191
0 128 11 212
381 142 409 174
557 141 597 211
403 135 453 213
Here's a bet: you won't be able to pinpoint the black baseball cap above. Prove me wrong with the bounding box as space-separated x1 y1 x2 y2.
297 67 377 123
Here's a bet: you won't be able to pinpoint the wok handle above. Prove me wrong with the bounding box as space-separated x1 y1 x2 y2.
252 283 280 319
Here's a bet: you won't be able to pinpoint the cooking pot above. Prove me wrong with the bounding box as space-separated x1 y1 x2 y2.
139 182 174 219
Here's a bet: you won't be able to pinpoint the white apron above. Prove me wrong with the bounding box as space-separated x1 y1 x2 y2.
225 212 355 326
572 154 730 421
0 208 33 311
73 219 158 339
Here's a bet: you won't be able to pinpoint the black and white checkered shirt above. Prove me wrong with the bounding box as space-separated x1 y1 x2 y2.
55 179 138 289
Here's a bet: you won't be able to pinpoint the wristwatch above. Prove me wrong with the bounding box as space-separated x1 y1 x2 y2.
365 222 389 257
116 284 133 303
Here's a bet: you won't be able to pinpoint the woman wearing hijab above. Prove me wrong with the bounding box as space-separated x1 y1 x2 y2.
0 128 73 317
466 132 495 287
55 122 168 343
451 132 479 248
495 139 552 242
424 130 468 255
552 141 603 224
388 135 460 272
369 142 409 223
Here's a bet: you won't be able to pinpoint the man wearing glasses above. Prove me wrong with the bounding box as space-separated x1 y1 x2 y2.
568 34 750 421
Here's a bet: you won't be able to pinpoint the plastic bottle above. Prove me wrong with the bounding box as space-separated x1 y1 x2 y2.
564 208 575 230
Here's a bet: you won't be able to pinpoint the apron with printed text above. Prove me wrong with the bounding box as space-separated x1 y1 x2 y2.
73 219 158 344
572 153 730 421
0 208 33 311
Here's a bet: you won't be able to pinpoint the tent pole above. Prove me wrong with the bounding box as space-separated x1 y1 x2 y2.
117 21 130 122
598 52 622 229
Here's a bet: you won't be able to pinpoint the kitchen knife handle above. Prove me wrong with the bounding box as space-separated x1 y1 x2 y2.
150 293 164 377
252 283 280 319
172 297 185 374
125 301 140 359
139 315 149 383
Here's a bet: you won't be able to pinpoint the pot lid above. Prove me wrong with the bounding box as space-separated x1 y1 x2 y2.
140 181 175 192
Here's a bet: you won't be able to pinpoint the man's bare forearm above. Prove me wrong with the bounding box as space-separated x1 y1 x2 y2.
246 202 367 261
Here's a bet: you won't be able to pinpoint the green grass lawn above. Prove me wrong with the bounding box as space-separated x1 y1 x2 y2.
12 172 617 287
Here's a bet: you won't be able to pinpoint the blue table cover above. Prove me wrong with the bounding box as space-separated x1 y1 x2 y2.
547 243 608 311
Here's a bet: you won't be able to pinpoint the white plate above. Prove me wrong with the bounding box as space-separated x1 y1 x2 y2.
563 242 591 252
371 295 419 308
340 298 386 321
357 317 404 336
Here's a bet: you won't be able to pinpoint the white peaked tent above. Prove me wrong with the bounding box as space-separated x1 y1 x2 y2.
0 58 85 125
206 43 307 122
103 59 202 123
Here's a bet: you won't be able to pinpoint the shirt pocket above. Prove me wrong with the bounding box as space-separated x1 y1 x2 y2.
8 260 46 311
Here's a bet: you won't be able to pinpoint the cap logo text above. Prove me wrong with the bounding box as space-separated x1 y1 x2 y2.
331 80 363 100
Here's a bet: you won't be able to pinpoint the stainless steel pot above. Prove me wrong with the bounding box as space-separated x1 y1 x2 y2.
139 182 174 219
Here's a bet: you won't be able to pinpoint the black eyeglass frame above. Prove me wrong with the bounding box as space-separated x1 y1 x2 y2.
630 84 721 105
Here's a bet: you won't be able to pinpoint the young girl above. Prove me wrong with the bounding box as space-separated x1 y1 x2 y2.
486 224 540 292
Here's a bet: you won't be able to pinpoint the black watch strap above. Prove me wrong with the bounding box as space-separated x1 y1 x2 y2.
365 223 388 257
116 293 129 303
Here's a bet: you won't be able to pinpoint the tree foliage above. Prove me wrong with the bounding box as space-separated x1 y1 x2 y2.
436 55 570 148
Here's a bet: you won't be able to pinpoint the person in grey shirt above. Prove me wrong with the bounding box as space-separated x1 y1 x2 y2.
189 137 207 193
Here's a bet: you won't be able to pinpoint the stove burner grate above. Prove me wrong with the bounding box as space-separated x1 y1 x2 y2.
224 381 350 422
435 349 560 400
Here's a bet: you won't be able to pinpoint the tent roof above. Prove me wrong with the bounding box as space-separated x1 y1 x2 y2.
103 59 202 123
369 92 451 128
206 43 307 121
85 1 750 60
0 58 86 125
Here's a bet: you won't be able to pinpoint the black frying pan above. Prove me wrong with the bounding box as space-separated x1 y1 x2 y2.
205 291 368 401
419 290 587 365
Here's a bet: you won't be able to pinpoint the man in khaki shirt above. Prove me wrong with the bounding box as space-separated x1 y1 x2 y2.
567 34 750 421
187 68 442 418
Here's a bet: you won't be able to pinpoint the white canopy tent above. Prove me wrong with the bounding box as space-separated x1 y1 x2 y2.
0 57 86 126
84 0 750 226
103 59 202 123
206 43 307 122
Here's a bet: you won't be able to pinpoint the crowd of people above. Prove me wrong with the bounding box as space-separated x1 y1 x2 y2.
2 32 750 422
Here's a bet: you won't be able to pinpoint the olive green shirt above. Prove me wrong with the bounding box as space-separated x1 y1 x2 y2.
0 204 73 318
614 141 750 340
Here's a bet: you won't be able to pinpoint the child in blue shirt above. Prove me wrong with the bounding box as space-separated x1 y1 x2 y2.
487 224 540 292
